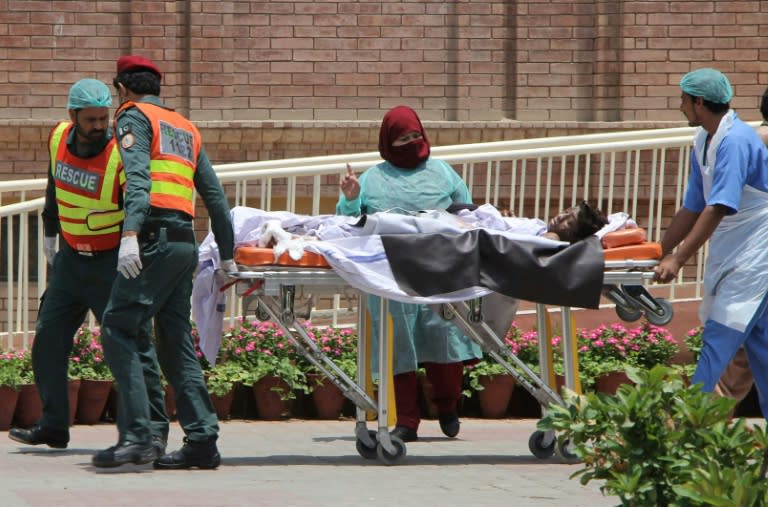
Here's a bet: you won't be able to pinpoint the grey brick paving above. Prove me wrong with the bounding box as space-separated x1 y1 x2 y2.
1 418 614 507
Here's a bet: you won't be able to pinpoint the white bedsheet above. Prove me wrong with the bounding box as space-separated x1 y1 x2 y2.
194 205 634 363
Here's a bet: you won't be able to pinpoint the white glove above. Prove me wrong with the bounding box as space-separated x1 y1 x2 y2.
43 236 57 266
117 235 142 279
214 258 238 287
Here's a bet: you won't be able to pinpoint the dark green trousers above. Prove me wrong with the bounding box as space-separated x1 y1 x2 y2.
33 244 168 438
101 229 217 445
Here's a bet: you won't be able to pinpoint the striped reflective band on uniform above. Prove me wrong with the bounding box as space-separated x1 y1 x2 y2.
149 159 195 214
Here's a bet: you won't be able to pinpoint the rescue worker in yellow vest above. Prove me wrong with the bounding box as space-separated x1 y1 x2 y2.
93 56 236 469
8 79 169 453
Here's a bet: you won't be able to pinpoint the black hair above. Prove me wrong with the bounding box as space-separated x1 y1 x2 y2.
683 93 730 114
113 70 161 96
702 99 730 114
558 201 608 243
760 87 768 121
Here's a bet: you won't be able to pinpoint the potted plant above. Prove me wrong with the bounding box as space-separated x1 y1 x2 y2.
464 357 516 418
204 360 249 420
465 321 551 418
13 349 41 428
576 322 679 394
69 326 114 425
219 318 308 420
0 350 25 430
302 325 357 419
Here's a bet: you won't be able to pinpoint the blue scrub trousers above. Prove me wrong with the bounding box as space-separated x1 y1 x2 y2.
693 294 768 418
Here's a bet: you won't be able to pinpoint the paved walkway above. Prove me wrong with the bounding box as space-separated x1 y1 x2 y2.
0 418 614 507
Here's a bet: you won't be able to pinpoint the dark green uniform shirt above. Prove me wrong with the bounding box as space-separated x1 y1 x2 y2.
114 95 234 260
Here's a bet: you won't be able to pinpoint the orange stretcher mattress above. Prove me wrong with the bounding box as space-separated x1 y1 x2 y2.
234 246 331 268
234 235 660 270
603 242 662 261
601 227 646 249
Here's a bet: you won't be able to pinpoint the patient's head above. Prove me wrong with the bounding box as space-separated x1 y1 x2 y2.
547 201 608 243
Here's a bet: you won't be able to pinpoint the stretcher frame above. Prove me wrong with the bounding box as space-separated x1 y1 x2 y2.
230 252 670 465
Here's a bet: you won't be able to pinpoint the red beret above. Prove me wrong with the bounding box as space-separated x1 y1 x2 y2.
116 55 162 79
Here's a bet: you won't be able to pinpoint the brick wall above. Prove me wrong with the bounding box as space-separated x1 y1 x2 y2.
0 119 668 181
0 0 765 128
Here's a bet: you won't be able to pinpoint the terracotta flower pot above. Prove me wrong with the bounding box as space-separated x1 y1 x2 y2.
67 379 80 426
164 384 176 420
210 390 235 420
0 386 20 431
595 370 633 395
417 372 439 419
76 379 113 425
307 373 345 420
251 376 292 420
477 374 515 418
14 384 42 428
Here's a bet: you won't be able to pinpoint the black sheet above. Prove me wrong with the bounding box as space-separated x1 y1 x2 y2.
380 231 605 309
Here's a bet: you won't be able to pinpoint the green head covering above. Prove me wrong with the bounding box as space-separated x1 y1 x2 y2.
67 79 112 110
679 68 733 104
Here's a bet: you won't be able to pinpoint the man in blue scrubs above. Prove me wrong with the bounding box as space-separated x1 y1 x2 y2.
655 68 768 418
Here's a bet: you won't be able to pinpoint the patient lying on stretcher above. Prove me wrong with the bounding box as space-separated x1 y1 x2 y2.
253 200 615 262
476 200 609 243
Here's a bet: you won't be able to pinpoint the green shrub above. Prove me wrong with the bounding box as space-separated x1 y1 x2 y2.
538 365 768 506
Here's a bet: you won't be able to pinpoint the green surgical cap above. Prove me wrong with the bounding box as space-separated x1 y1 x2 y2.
679 68 733 104
67 78 112 110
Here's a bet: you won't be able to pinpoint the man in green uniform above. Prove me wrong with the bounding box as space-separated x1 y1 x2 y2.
92 56 236 469
8 79 168 453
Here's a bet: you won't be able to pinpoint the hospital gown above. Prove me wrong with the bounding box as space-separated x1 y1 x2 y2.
336 158 483 375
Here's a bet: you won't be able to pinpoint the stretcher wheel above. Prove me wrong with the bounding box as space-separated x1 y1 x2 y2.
376 436 406 465
528 430 555 459
644 298 673 326
439 304 455 321
254 301 271 321
615 304 643 323
555 438 579 463
356 430 379 460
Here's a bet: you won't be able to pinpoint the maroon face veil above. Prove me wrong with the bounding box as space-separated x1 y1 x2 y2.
378 105 431 169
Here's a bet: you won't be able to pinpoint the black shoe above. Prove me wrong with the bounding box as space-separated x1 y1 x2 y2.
153 437 221 470
390 425 418 442
92 441 157 468
438 412 460 438
8 425 69 449
152 436 167 457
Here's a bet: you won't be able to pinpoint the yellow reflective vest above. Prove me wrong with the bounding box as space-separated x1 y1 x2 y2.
49 121 124 252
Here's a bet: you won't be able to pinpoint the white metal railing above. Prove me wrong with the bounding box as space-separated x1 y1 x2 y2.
1 125 722 349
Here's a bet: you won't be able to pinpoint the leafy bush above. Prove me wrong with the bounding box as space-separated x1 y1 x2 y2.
464 321 534 394
538 365 768 506
218 317 307 400
0 350 27 389
69 326 113 380
576 322 678 389
683 326 703 361
205 361 249 397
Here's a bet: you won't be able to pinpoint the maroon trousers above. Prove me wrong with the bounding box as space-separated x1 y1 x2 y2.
393 361 464 430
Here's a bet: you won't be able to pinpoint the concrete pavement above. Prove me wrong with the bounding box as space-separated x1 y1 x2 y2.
0 418 614 507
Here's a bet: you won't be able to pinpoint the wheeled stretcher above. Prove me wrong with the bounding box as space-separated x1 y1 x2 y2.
225 225 671 465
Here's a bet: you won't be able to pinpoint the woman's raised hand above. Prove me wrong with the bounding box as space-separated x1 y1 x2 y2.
340 163 360 200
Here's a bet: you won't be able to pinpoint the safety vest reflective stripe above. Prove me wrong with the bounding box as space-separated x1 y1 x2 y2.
150 159 195 187
150 179 194 201
49 121 124 251
117 101 200 217
49 123 67 166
